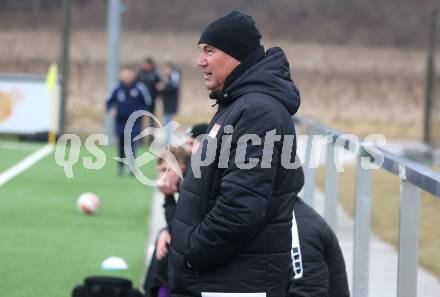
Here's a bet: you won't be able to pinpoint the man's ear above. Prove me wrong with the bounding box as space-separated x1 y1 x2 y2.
180 164 186 173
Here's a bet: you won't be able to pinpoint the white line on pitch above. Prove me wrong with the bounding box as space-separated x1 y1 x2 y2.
0 141 42 151
0 144 54 187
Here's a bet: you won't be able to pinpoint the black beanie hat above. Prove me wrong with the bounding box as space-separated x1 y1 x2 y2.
198 11 261 61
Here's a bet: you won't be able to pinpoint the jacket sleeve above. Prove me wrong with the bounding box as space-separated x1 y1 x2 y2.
185 103 280 271
325 226 350 297
105 86 118 111
163 195 177 232
136 82 152 107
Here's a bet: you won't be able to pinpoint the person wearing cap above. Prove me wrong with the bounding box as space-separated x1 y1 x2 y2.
168 11 304 297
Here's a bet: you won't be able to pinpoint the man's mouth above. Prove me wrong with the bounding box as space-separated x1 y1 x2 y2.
203 71 212 80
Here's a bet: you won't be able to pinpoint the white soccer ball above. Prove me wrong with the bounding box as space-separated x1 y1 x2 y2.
76 192 100 215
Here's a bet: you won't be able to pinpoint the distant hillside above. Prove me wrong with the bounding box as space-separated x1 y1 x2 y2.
0 0 439 48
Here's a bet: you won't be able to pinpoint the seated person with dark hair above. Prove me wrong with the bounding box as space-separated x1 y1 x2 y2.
143 124 208 297
143 146 186 297
288 199 350 297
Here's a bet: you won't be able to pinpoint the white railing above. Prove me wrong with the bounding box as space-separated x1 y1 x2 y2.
294 115 440 297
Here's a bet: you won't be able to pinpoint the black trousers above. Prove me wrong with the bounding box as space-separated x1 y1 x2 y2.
117 136 137 168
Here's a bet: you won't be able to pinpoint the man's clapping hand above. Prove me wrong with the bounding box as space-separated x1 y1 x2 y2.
156 177 178 195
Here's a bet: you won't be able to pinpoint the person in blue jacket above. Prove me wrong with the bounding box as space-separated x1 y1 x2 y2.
106 66 152 175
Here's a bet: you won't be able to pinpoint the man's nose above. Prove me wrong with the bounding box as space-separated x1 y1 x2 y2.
197 53 207 67
158 173 167 182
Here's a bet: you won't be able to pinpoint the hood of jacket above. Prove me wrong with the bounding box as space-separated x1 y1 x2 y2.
213 46 301 116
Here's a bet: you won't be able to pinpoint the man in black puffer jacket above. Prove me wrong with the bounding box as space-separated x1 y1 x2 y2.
289 199 350 297
168 11 304 297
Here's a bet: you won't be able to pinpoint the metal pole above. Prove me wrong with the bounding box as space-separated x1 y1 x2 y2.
105 0 122 142
303 126 316 208
352 146 372 297
397 168 421 297
59 0 72 136
324 141 339 230
423 8 437 145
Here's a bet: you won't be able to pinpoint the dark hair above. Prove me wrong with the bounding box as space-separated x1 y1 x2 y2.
144 57 156 67
156 146 187 166
121 65 135 72
190 123 209 138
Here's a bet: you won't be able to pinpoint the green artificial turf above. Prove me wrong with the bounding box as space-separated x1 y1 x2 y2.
0 141 43 172
0 144 155 297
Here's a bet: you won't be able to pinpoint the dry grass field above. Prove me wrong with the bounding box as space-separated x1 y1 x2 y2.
1 29 439 138
316 166 440 279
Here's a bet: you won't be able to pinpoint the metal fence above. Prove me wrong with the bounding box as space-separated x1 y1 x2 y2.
424 8 439 147
294 115 440 297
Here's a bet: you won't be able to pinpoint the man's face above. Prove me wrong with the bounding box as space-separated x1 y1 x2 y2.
141 62 152 71
162 65 173 77
119 69 135 86
197 43 240 91
157 162 181 189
